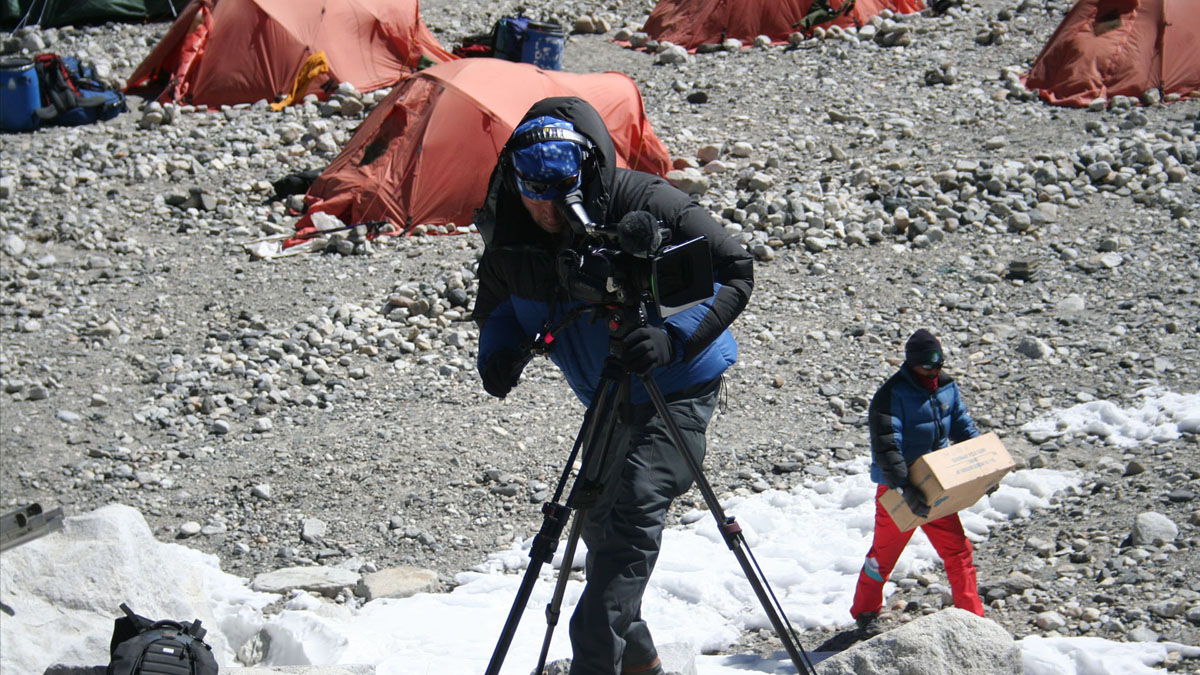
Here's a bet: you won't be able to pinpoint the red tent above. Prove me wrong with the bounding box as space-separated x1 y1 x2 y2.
1023 0 1200 107
287 59 672 243
125 0 454 107
642 0 926 50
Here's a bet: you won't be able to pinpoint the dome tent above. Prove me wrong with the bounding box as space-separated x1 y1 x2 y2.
641 0 926 51
286 58 671 245
124 0 454 108
1023 0 1200 107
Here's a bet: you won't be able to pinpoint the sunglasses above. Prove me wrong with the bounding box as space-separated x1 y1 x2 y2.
518 173 579 198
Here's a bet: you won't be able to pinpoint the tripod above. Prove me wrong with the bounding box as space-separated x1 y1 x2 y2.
484 304 816 675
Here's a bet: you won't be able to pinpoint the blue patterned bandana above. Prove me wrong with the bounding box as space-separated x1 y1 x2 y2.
510 116 584 201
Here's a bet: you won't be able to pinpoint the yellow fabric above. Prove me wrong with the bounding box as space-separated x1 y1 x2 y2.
270 50 331 111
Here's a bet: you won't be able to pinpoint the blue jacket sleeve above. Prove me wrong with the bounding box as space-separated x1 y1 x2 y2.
472 251 525 372
948 383 980 443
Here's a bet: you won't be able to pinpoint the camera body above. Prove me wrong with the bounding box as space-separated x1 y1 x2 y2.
555 211 714 319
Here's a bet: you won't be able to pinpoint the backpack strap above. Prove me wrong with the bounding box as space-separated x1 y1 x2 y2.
185 619 207 641
149 619 187 632
33 54 77 118
119 604 166 633
109 603 155 657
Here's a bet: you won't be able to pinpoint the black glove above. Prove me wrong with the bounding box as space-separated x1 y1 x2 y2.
901 485 930 518
481 348 524 399
620 327 675 375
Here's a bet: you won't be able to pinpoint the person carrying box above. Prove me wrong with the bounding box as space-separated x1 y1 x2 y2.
850 328 986 638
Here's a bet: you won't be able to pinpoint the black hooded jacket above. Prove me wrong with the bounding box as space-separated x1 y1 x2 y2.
471 97 753 404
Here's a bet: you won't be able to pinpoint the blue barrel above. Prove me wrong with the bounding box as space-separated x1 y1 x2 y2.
521 22 565 71
1 57 41 132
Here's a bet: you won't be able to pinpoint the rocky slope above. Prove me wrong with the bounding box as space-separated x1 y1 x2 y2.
1 0 1198 666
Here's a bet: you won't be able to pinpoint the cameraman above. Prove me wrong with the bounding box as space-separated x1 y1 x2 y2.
472 97 753 675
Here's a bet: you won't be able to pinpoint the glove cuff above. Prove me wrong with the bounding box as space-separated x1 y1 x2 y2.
663 324 686 365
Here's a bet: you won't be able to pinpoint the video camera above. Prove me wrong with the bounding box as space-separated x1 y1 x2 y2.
555 191 714 319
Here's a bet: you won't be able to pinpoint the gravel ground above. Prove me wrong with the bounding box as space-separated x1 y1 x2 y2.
2 0 1199 667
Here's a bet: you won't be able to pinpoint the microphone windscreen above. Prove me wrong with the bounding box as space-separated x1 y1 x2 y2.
617 211 662 257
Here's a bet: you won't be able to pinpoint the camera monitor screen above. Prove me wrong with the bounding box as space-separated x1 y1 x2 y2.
651 236 714 318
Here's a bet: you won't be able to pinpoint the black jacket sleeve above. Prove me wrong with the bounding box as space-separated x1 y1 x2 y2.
676 200 753 361
868 375 909 487
608 171 753 361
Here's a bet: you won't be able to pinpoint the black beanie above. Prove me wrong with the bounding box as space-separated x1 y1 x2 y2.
905 329 944 368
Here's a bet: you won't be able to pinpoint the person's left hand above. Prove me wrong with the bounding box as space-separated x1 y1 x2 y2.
620 327 675 374
481 348 524 398
901 485 931 518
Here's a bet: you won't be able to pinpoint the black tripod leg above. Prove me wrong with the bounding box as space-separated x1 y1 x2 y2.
534 511 585 674
485 366 629 675
485 501 570 675
638 374 817 675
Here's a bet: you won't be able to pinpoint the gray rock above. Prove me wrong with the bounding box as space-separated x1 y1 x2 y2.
356 566 439 601
301 518 327 543
1131 511 1178 545
818 609 1020 674
1035 611 1067 631
1055 294 1086 316
666 168 709 194
250 565 360 597
2 234 26 256
1015 336 1053 359
1127 626 1159 642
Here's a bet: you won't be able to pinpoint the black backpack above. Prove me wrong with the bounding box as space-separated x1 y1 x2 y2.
107 603 219 675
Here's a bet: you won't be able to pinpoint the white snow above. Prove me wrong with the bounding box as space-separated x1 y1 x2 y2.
3 388 1198 674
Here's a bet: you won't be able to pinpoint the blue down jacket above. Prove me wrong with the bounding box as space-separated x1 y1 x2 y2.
868 365 979 487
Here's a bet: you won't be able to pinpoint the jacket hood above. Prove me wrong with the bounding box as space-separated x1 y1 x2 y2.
476 96 618 249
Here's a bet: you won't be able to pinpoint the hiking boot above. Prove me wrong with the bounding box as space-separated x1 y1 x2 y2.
621 657 665 675
855 611 883 638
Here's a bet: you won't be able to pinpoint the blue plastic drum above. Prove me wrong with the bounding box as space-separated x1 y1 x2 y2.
521 22 565 71
1 57 41 132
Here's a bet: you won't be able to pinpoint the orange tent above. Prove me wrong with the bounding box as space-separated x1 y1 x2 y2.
287 59 672 243
642 0 926 50
125 0 454 107
1023 0 1200 107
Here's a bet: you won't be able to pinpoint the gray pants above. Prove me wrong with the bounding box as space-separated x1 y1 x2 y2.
568 378 720 675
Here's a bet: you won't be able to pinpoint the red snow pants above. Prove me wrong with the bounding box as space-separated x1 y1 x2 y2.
850 485 984 619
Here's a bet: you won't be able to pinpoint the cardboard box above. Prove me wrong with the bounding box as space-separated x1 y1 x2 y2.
879 432 1015 532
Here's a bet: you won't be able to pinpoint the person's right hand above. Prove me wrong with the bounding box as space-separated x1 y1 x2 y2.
901 485 930 518
619 326 675 374
481 349 524 399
